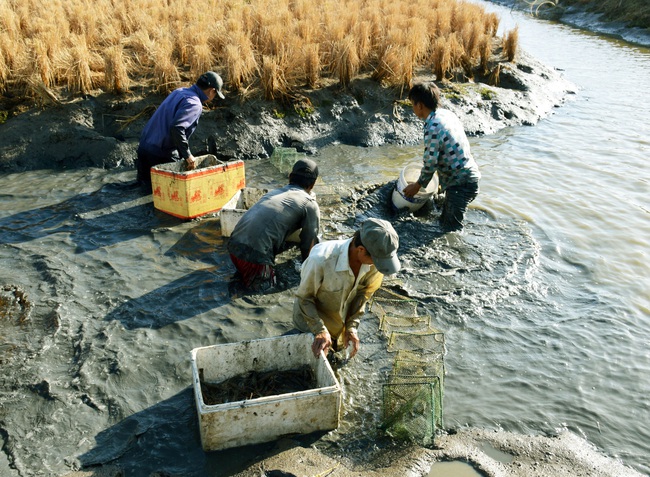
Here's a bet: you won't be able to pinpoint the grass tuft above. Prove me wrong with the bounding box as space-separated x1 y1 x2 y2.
65 37 95 95
104 46 130 94
489 63 501 86
261 53 291 102
0 52 8 94
304 43 321 88
479 34 493 75
189 43 214 81
503 26 519 62
331 35 360 88
432 37 452 82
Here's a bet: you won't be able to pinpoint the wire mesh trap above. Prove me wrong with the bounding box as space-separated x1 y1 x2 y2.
381 379 438 446
371 287 446 445
371 287 420 317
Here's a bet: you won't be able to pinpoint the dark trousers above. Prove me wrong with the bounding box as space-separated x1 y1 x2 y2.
439 181 479 231
136 149 172 190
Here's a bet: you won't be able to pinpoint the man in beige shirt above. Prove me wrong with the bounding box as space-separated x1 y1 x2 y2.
293 218 400 359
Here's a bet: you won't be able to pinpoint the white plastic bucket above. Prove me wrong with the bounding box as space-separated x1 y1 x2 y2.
391 164 438 212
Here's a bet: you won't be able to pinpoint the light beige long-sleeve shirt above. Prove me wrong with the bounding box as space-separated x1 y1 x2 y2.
293 238 383 345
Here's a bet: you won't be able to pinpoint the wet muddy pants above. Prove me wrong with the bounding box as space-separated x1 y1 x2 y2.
136 148 173 191
439 181 479 231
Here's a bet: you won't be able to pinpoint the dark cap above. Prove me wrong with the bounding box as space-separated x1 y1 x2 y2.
360 218 400 275
198 71 225 99
291 158 319 180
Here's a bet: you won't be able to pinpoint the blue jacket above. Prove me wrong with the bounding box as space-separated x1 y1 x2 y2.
138 84 207 160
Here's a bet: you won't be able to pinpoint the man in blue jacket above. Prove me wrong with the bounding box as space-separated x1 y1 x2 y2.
136 71 225 191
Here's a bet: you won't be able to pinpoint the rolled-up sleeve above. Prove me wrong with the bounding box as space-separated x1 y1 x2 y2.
294 256 329 335
418 115 441 188
345 270 383 331
298 201 320 260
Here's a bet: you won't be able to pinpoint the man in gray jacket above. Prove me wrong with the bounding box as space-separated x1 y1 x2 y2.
227 158 320 290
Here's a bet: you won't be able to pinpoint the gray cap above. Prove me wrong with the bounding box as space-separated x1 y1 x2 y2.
198 71 225 99
360 218 400 275
291 158 319 180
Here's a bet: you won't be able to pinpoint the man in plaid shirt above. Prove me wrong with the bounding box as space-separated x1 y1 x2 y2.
403 82 481 231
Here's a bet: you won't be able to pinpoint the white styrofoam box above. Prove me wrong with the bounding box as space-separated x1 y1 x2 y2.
219 187 300 242
191 333 341 451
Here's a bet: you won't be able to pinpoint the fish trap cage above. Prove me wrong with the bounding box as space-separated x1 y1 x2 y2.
387 329 445 356
393 349 445 381
391 352 444 430
381 376 441 446
379 314 431 333
381 338 445 437
371 287 420 317
371 287 446 446
270 147 305 175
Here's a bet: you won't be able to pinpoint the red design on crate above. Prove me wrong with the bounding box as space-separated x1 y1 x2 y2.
214 185 225 197
237 178 246 189
191 190 202 203
153 186 162 197
170 191 180 202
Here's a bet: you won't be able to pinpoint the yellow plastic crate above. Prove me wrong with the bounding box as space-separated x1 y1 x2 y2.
151 155 245 219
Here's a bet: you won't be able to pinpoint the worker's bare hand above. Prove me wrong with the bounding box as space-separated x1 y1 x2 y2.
312 331 332 358
185 156 197 171
344 329 360 359
402 182 421 198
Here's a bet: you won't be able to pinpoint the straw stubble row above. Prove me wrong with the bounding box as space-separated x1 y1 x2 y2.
0 0 519 102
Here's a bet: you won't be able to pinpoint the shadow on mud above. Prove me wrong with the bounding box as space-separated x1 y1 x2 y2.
103 266 232 330
78 387 327 477
0 181 181 253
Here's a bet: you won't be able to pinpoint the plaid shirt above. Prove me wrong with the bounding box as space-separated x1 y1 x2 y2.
418 109 481 191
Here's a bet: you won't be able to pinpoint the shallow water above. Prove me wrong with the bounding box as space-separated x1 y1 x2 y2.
1 3 649 477
429 461 483 477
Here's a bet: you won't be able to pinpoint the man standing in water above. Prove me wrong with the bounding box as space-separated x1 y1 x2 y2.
136 71 225 192
227 158 320 291
403 82 481 231
293 218 400 359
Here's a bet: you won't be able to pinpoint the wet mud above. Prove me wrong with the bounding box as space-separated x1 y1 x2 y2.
0 170 644 477
201 367 316 405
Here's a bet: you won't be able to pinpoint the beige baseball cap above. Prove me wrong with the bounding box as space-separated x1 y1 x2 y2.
360 218 400 275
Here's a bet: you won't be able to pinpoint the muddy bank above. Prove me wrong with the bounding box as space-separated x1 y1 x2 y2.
0 50 573 173
227 427 646 477
488 0 650 48
61 428 645 477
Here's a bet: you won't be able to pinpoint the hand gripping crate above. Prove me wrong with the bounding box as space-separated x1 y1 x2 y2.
191 334 341 451
151 155 245 219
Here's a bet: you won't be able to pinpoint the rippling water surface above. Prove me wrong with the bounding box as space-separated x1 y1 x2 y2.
1 3 649 476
